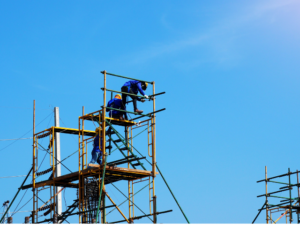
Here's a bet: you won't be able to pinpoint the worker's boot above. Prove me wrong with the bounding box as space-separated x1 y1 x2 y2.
135 109 143 113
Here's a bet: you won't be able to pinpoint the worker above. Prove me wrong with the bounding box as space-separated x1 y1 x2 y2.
89 127 103 165
107 94 126 120
121 80 149 114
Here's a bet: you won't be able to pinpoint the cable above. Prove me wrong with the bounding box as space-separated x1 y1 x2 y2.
110 182 153 222
38 144 72 173
106 180 152 216
11 197 32 217
0 175 32 179
63 189 67 210
0 210 31 215
0 111 53 152
0 137 33 141
0 106 52 111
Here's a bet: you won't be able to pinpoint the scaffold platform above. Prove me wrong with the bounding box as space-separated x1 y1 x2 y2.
22 165 156 190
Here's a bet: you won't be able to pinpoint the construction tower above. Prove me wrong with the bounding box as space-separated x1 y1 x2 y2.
20 71 173 223
253 167 300 224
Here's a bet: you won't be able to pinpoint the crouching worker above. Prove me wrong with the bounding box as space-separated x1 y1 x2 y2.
107 94 127 120
89 127 103 165
121 80 149 114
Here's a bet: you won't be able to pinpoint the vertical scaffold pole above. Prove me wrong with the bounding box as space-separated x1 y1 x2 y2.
78 115 82 223
101 70 107 224
32 100 36 224
152 82 157 223
297 170 300 224
288 168 292 224
102 70 106 166
265 166 268 224
152 82 156 177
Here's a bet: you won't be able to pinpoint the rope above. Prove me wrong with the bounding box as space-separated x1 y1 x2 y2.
0 111 53 152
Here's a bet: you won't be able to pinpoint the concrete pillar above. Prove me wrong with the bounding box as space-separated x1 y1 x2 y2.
54 107 62 217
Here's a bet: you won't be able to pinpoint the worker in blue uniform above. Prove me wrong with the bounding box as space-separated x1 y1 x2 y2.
107 94 126 120
121 80 149 114
89 127 102 165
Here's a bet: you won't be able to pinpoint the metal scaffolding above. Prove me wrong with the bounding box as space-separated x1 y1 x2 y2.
253 166 300 224
22 71 177 223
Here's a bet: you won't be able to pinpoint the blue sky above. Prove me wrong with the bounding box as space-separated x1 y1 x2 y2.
1 0 300 223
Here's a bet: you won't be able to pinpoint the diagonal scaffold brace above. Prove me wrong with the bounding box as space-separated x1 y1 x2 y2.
0 167 33 223
96 154 108 223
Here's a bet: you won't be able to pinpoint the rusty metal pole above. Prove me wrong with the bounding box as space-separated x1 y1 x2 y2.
153 195 157 223
265 166 268 224
288 168 293 224
152 82 156 223
53 214 58 223
152 82 156 177
32 100 36 224
297 171 300 223
7 217 12 224
25 216 30 224
101 70 107 224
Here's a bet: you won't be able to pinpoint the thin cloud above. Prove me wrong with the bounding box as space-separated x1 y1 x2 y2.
123 0 300 66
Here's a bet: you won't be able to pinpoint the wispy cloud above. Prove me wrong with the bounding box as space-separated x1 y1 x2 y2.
123 0 300 67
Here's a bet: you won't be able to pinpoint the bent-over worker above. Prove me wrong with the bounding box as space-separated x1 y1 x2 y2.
107 94 126 120
121 80 148 114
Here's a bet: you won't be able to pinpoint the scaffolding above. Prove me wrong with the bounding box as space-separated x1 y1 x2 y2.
253 166 300 224
21 71 176 223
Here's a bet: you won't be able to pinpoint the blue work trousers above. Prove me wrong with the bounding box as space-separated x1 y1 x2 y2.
90 150 102 165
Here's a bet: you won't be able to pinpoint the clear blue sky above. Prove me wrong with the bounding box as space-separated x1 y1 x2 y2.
1 0 300 223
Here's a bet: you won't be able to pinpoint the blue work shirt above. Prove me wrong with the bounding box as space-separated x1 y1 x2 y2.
122 80 145 96
93 134 102 153
107 98 125 117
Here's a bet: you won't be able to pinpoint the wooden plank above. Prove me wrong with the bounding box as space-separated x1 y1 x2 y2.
87 164 159 175
22 166 155 190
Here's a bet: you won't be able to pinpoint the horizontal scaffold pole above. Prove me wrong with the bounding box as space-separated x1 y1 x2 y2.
101 88 146 99
268 180 289 185
127 92 166 103
101 71 153 84
131 108 166 121
257 171 299 183
268 195 298 200
36 205 115 224
104 106 152 117
257 188 290 197
109 210 173 224
280 183 300 189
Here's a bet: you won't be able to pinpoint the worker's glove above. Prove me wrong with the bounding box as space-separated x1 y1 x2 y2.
144 95 149 99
